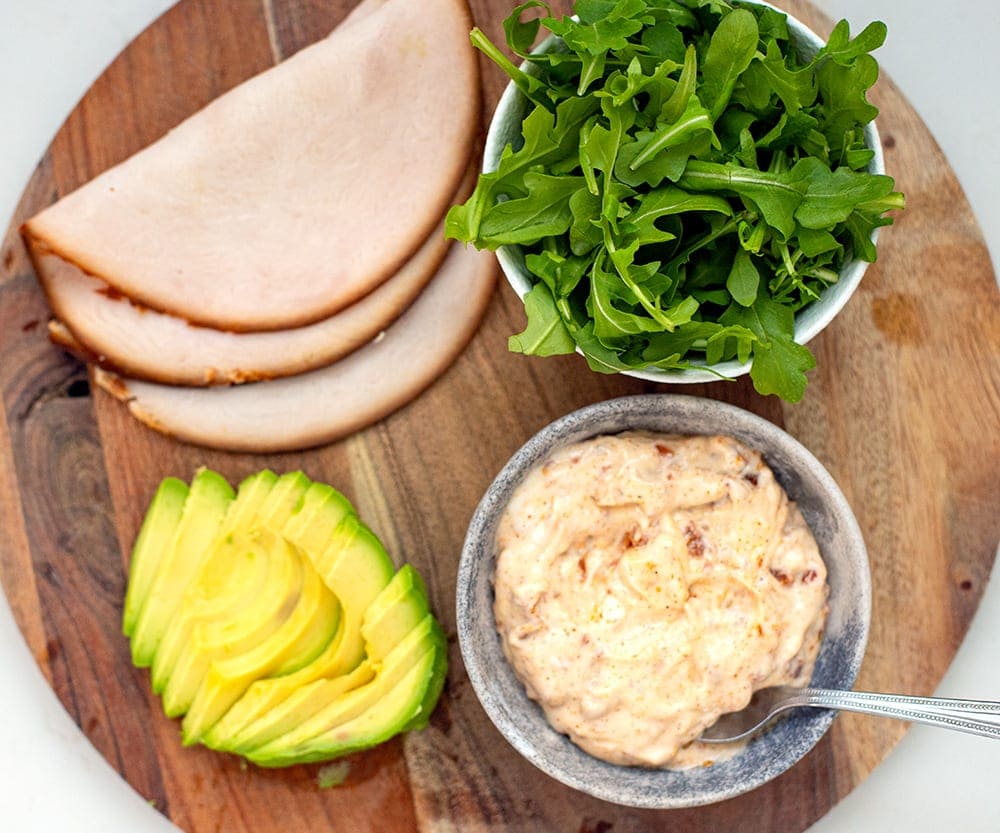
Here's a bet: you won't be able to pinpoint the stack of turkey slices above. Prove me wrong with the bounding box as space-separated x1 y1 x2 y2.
23 0 494 453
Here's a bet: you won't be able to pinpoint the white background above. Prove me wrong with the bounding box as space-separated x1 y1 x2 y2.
1 0 997 830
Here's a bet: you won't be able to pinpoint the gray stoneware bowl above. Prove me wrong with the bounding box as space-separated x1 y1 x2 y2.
483 0 884 384
456 394 871 808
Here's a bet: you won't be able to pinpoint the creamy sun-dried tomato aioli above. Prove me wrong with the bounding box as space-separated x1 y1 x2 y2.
493 432 829 769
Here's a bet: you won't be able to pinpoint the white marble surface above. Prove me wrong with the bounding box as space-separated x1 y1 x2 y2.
0 0 996 829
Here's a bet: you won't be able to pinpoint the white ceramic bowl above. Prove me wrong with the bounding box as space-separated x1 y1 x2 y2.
456 395 871 807
483 1 885 384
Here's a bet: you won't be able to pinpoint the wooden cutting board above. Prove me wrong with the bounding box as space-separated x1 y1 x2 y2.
1 0 997 830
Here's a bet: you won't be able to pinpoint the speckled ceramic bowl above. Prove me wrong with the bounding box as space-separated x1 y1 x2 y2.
483 0 884 384
456 395 871 808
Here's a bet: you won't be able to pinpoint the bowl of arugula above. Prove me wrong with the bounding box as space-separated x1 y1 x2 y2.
447 0 905 402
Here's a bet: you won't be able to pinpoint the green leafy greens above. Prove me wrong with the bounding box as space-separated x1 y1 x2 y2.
447 0 904 401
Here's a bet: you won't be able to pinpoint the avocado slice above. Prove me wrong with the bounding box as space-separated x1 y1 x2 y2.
401 623 448 733
248 615 445 767
122 476 189 638
211 564 430 753
129 468 235 668
253 470 312 528
360 563 446 733
150 470 278 692
200 517 395 748
180 549 340 744
160 528 304 717
360 564 430 660
281 481 356 556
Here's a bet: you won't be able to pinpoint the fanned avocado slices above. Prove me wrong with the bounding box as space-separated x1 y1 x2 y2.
123 468 447 767
153 471 310 700
248 615 446 767
211 563 431 753
160 529 305 718
201 512 396 748
181 541 340 744
129 469 235 668
150 470 278 693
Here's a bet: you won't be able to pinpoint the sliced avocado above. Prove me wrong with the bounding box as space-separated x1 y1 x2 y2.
248 615 444 767
150 470 278 692
256 648 438 767
253 471 312 528
154 469 311 694
207 658 375 753
281 482 356 556
360 564 430 660
293 641 440 764
212 566 429 753
199 522 395 747
401 624 448 733
160 529 304 717
122 476 189 637
129 469 235 668
181 552 340 744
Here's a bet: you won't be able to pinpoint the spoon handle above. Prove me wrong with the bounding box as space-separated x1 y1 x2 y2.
791 688 1000 739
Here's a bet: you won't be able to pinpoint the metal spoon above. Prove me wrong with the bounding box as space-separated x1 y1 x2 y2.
700 685 1000 743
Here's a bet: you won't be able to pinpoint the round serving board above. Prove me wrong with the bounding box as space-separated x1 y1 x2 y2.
0 0 997 831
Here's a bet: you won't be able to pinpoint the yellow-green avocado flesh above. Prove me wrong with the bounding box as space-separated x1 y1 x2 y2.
209 563 431 753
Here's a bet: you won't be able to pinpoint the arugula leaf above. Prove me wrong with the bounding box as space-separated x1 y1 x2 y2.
722 296 816 401
820 19 887 66
573 322 640 372
509 283 577 355
677 160 802 238
627 95 717 170
470 26 554 109
503 1 550 58
478 173 586 246
659 43 697 123
793 158 897 228
816 53 880 155
741 39 818 113
700 8 759 119
543 0 652 93
726 248 760 306
590 253 667 339
625 185 731 246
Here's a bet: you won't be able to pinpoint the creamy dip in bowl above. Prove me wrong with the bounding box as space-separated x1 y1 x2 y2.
493 432 829 769
457 395 870 808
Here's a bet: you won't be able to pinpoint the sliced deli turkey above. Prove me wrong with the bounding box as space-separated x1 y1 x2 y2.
23 0 479 332
94 245 497 453
33 168 475 386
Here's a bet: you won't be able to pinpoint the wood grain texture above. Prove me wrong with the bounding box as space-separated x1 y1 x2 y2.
0 0 997 831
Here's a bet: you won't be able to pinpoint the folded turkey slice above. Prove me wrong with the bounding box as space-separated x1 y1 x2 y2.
94 245 496 452
23 0 479 332
34 168 474 386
